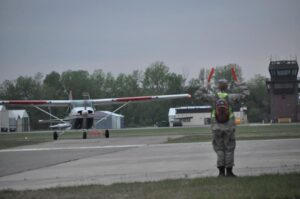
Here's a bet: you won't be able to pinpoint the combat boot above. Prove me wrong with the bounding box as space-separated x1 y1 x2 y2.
226 167 237 177
218 166 225 177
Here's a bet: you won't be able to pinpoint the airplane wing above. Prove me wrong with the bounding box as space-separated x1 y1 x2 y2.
91 94 191 106
0 94 191 107
0 100 71 107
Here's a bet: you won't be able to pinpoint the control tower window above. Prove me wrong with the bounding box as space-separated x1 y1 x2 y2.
277 69 291 76
274 83 293 89
270 69 276 76
292 69 298 76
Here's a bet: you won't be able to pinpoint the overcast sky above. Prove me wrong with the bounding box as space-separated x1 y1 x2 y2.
0 0 299 83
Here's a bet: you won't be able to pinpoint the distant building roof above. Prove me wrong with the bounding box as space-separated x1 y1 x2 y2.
169 106 212 116
269 60 298 70
9 110 29 119
0 105 6 111
95 111 124 118
175 106 212 110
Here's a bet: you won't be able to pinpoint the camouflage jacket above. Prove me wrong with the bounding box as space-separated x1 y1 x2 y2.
195 82 249 130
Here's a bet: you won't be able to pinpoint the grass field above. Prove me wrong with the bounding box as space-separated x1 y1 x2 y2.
0 173 299 199
0 123 300 149
166 123 300 143
0 124 300 149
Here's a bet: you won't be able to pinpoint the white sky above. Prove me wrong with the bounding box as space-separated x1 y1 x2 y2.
0 0 299 82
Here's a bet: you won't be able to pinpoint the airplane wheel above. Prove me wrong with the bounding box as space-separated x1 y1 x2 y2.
83 131 87 139
53 131 58 140
105 129 109 138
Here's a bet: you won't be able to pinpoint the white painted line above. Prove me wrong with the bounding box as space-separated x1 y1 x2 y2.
0 144 146 153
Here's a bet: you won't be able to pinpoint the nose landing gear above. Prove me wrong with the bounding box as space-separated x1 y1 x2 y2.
53 131 58 140
83 131 87 139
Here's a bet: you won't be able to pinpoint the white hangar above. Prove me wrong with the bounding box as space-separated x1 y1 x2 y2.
168 106 248 127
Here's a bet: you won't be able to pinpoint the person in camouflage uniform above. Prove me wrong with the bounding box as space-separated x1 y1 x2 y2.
195 79 249 177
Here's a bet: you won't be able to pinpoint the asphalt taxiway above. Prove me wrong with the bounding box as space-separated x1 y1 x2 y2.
0 136 300 190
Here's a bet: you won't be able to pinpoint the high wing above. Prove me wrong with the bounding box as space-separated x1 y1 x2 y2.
0 100 70 107
0 94 191 107
91 94 191 106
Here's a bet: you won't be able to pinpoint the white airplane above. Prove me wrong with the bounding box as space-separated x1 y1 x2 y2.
0 93 191 140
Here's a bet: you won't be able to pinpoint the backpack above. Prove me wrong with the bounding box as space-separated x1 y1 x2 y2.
215 95 230 123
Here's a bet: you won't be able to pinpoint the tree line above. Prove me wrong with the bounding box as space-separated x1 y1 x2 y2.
0 62 269 129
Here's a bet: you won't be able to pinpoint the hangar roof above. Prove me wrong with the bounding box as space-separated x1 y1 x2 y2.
9 110 29 119
0 105 6 111
169 106 212 116
94 111 124 118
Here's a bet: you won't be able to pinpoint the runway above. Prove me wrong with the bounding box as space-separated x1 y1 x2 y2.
0 136 300 190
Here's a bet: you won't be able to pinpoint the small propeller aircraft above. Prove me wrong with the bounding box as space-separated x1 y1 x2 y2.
0 93 191 140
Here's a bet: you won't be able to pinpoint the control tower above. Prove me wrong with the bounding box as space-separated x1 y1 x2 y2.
266 59 300 122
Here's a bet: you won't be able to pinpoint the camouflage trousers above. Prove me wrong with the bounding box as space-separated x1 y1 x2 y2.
212 123 236 168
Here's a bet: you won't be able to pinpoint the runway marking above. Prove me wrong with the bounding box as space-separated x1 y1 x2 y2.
0 144 146 153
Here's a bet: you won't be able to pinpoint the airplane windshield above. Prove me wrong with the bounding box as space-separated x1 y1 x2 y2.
72 100 93 107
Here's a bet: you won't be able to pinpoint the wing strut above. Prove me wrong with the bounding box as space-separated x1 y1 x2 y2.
32 105 67 124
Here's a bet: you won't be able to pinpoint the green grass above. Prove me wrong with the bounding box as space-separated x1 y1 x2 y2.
0 132 52 149
166 124 300 143
0 124 300 149
1 173 300 199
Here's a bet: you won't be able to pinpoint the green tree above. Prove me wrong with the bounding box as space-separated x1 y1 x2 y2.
90 69 107 98
12 74 43 100
143 61 170 94
42 71 67 122
0 80 17 99
138 62 170 125
114 70 143 127
61 70 91 99
246 74 270 122
103 72 115 97
0 74 45 129
43 71 65 99
114 73 140 97
166 73 185 94
186 78 202 105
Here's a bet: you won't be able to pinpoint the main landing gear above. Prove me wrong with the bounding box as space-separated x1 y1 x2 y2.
53 129 110 140
82 130 109 139
105 129 110 138
53 131 58 140
82 131 87 139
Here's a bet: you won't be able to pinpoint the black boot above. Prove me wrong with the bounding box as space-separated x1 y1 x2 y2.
218 166 225 177
226 167 237 177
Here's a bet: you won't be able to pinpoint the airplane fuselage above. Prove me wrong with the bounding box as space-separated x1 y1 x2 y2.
69 102 95 129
